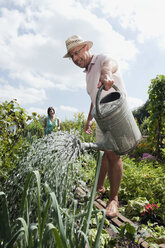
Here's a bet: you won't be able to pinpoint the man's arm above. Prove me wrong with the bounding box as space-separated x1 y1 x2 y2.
57 118 60 129
84 102 94 134
98 58 118 90
102 57 118 74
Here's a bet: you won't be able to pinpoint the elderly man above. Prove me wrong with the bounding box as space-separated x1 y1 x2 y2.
63 35 127 218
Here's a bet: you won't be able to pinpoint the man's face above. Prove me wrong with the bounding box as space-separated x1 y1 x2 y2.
69 44 91 68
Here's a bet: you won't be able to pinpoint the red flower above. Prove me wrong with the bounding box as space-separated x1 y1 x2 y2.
142 202 159 222
141 211 146 216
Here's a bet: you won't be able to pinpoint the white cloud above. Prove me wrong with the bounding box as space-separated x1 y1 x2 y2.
127 97 143 110
0 78 7 83
27 107 46 116
93 0 165 47
0 84 46 104
59 105 78 113
11 0 27 6
0 0 138 95
9 71 55 89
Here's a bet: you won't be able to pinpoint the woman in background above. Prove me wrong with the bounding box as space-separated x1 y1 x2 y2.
44 107 59 135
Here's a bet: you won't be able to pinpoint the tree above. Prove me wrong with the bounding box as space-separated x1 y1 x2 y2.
147 75 165 159
132 100 150 125
0 99 29 177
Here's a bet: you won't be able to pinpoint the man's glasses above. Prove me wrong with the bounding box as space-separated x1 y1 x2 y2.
70 45 85 59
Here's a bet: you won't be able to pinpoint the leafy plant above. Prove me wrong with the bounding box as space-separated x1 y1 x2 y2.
130 139 153 158
141 222 165 246
0 171 70 248
124 197 149 219
111 222 144 247
139 116 149 136
60 112 96 143
141 203 160 224
133 100 150 126
147 75 165 159
0 192 11 244
24 113 45 140
0 99 30 177
88 228 112 248
118 222 137 242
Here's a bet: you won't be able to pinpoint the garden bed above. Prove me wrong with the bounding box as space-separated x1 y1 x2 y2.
77 186 165 248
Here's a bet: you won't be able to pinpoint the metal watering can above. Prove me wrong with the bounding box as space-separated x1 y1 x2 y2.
81 85 142 155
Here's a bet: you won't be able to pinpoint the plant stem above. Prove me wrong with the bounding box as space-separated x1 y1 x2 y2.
84 151 103 236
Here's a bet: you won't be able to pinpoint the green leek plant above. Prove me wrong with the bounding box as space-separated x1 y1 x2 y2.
0 151 106 248
0 192 11 244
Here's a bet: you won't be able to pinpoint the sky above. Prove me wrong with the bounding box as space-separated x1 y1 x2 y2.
0 0 165 121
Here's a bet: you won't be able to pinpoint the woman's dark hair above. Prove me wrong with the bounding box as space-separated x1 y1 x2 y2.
47 107 55 115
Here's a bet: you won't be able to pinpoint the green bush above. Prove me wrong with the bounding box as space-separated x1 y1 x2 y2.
24 113 45 140
147 75 165 159
0 99 29 177
139 117 149 136
130 139 153 158
119 157 165 224
61 112 96 143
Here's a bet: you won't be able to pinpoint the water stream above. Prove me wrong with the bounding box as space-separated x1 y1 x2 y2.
4 131 86 220
1 130 104 247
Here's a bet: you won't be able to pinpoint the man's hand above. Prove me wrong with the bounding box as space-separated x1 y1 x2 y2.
84 121 92 134
98 74 114 91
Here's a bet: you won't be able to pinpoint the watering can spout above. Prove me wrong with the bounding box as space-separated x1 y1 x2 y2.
80 132 118 152
81 142 102 151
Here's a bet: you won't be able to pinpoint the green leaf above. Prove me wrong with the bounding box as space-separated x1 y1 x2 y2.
93 210 106 248
4 227 24 248
50 192 68 248
17 217 29 246
0 192 11 242
45 223 65 248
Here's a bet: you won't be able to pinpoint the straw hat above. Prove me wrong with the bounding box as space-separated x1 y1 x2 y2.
63 35 93 58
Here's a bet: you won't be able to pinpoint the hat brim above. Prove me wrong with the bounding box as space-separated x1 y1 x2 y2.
63 41 93 58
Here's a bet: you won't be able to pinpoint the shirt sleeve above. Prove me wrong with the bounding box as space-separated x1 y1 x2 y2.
100 54 118 74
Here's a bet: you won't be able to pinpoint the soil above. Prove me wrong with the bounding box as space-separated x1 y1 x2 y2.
116 240 141 247
107 227 141 248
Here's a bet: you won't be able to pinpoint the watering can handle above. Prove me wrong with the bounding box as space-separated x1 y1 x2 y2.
95 84 119 118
